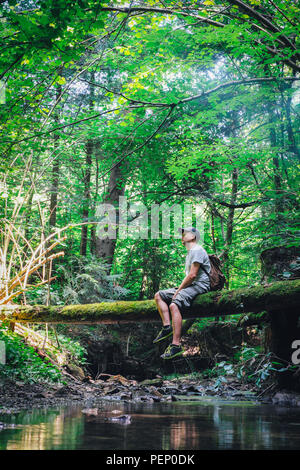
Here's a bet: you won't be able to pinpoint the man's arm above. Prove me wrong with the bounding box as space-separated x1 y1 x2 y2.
172 262 200 299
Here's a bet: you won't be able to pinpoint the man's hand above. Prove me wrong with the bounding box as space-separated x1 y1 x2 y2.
173 263 201 298
172 289 179 300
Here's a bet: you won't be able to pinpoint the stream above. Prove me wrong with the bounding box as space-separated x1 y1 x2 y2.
1 397 300 450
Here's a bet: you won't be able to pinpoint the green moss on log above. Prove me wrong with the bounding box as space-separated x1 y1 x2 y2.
0 279 299 324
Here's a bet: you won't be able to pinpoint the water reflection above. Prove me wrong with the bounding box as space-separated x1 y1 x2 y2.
1 407 84 450
1 398 300 450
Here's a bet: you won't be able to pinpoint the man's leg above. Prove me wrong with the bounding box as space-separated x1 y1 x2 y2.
160 301 184 359
153 292 173 344
154 292 171 326
169 302 182 346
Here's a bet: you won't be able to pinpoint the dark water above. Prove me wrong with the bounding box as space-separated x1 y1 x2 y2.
1 397 300 450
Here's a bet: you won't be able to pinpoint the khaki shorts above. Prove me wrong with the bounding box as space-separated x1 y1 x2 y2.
158 282 210 314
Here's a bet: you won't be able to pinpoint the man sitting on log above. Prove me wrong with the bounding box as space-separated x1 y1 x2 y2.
153 227 211 359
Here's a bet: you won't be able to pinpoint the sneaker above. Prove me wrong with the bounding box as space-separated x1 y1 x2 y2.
153 325 173 344
160 344 184 360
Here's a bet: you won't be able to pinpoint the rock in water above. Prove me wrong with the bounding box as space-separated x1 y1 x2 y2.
107 414 131 425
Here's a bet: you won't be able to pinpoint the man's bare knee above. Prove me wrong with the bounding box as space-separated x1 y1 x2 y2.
154 292 161 301
169 302 178 313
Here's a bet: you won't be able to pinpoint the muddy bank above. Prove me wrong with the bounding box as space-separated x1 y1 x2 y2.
2 371 300 417
0 375 254 413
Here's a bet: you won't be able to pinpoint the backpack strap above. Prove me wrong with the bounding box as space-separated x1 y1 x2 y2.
199 264 210 279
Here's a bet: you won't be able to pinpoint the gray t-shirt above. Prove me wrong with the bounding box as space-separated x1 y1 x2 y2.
185 244 211 286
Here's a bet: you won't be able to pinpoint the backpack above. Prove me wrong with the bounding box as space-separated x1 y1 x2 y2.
201 254 226 291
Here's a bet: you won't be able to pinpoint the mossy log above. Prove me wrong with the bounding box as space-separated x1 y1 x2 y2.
0 280 299 324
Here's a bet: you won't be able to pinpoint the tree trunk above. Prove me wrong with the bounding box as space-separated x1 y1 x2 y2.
95 162 125 269
260 246 300 390
80 140 93 256
90 153 100 255
49 158 59 228
270 309 300 390
49 84 62 229
80 74 95 256
139 273 148 300
223 167 238 285
285 83 300 162
260 246 300 283
268 107 283 220
1 279 299 323
24 189 33 243
46 83 62 294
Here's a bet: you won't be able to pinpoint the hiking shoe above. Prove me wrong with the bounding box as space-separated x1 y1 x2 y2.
153 325 173 344
160 344 184 360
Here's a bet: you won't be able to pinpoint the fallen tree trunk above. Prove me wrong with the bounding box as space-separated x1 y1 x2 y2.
0 280 299 324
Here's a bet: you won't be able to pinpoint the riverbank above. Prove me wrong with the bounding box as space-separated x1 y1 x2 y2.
2 371 300 415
